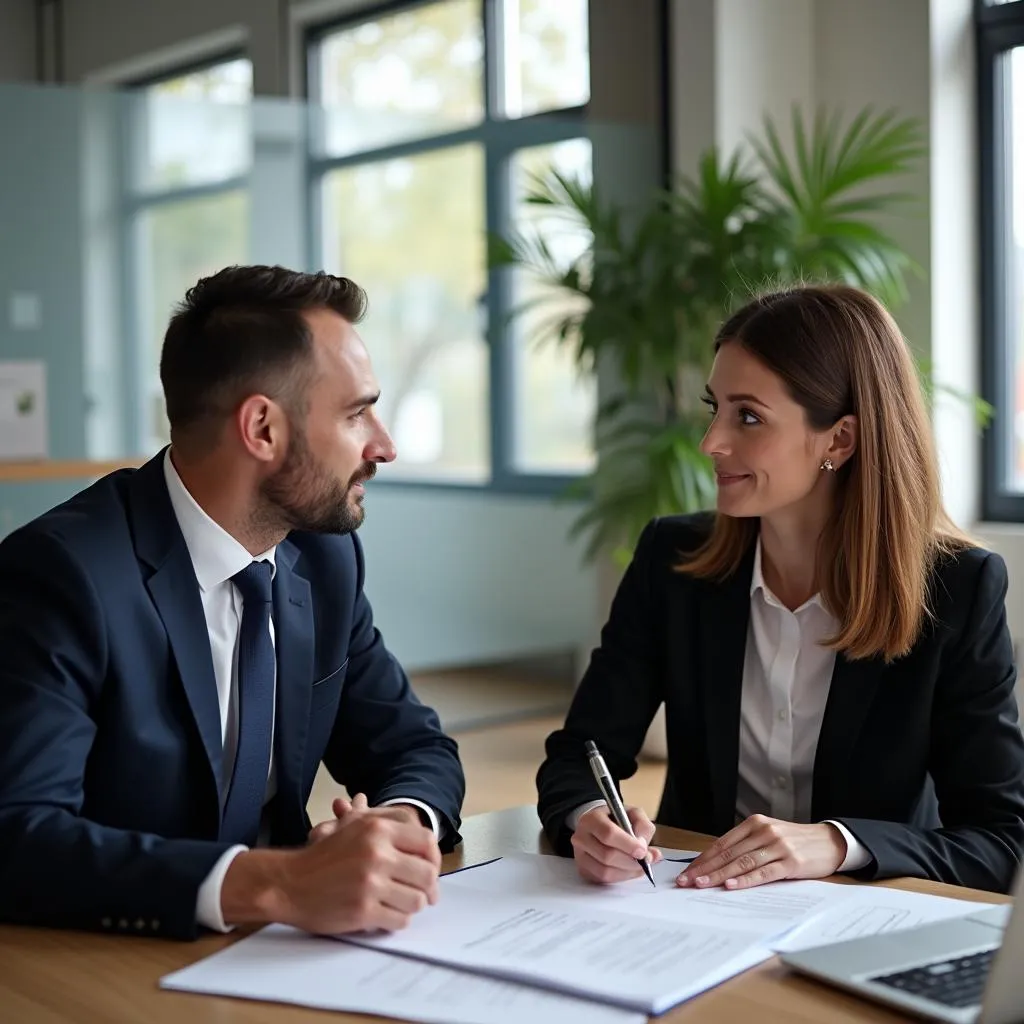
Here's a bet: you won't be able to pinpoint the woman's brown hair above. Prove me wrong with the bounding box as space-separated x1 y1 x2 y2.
679 284 971 662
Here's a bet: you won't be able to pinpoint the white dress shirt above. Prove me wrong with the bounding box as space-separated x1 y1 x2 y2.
570 538 871 874
162 451 439 932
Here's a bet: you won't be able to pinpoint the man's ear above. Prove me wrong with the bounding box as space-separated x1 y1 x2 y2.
236 395 287 464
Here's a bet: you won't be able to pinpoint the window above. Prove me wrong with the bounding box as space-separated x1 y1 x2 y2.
125 57 253 451
979 1 1024 517
509 137 593 474
309 0 592 487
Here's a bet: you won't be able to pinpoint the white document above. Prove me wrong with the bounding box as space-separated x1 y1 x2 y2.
443 850 699 905
342 879 776 1014
444 853 851 935
773 885 999 953
0 360 46 459
161 924 646 1024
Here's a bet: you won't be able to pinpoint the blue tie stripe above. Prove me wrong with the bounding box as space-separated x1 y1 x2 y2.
220 559 275 846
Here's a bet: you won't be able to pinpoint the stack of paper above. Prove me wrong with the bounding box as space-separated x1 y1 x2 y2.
341 854 847 1015
161 926 646 1024
162 851 996 1023
770 885 997 953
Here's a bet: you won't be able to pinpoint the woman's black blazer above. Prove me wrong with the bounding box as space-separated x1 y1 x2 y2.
537 514 1024 893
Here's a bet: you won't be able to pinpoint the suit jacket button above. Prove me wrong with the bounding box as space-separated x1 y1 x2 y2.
135 918 146 930
151 919 160 930
101 918 112 928
118 918 128 929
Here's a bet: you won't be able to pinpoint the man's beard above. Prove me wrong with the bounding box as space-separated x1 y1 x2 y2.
259 428 376 536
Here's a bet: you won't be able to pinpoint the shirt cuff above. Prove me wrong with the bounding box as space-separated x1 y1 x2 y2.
380 797 442 841
195 845 248 933
566 800 606 832
824 820 873 872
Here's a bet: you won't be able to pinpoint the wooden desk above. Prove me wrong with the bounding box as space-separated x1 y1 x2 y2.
0 805 1010 1023
0 458 143 483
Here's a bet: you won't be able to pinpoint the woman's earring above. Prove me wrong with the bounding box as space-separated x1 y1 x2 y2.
820 458 835 472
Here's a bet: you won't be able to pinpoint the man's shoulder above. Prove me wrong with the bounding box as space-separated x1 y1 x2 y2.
0 471 135 569
282 530 360 586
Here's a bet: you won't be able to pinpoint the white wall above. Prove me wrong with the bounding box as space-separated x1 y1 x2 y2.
0 0 35 82
815 0 932 364
714 0 814 155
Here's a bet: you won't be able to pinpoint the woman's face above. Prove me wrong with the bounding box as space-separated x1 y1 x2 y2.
699 342 840 519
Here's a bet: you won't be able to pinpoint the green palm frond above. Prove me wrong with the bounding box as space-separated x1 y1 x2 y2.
751 106 926 306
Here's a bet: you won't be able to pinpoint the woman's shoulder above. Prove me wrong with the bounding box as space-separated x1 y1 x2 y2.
928 541 1008 619
930 541 1006 584
640 512 717 558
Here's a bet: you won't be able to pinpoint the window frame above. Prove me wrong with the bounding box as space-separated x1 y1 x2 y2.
305 0 593 494
979 0 1024 519
119 50 253 454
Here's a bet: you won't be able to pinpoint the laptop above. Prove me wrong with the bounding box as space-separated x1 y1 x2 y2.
780 867 1024 1024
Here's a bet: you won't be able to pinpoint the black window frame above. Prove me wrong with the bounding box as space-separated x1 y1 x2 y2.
979 0 1024 519
305 0 593 495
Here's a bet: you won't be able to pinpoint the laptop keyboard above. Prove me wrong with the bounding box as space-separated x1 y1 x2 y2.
869 948 996 1009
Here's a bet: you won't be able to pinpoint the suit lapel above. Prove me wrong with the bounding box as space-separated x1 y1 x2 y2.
811 652 882 818
271 539 314 821
129 451 223 795
697 543 756 833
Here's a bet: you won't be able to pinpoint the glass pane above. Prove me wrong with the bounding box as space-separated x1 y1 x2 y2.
510 138 595 474
315 0 483 158
149 58 253 103
501 0 589 119
136 190 249 449
134 58 252 192
321 146 488 482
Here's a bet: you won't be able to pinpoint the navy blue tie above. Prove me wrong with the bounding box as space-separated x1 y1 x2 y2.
220 560 275 847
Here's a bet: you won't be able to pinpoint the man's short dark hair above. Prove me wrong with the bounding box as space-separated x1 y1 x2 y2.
160 264 367 442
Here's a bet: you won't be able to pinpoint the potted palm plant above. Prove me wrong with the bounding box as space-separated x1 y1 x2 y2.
492 107 986 565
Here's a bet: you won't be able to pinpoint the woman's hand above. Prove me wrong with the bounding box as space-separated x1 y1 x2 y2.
571 805 663 884
676 815 846 890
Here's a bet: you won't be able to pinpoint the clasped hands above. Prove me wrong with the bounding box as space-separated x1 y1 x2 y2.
308 792 425 842
221 791 440 936
573 806 846 890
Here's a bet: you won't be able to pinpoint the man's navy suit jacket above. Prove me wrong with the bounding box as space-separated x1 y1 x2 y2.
0 452 465 939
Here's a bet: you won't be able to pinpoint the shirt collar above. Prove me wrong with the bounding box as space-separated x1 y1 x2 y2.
163 448 276 593
750 534 824 613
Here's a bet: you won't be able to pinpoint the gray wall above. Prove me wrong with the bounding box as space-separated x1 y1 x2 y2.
0 84 90 534
0 0 35 82
62 0 287 95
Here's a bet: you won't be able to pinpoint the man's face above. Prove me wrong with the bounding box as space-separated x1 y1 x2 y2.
260 308 396 535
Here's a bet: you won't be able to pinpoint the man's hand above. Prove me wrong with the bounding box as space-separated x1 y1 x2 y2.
570 805 662 884
308 793 422 844
221 808 441 935
676 815 846 891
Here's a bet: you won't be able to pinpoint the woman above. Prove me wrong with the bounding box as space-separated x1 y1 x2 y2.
537 284 1024 895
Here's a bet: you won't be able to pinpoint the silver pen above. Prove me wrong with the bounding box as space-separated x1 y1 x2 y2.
585 740 656 887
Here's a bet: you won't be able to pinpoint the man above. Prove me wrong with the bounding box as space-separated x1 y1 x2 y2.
0 265 465 940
